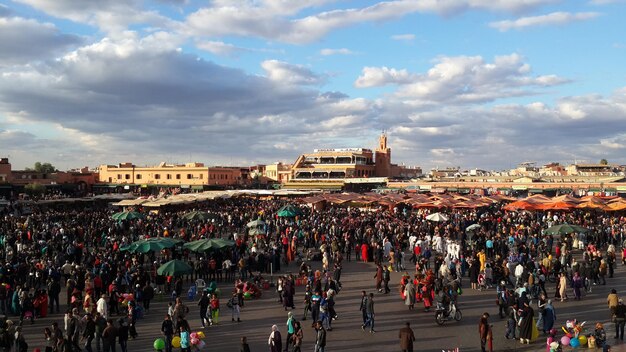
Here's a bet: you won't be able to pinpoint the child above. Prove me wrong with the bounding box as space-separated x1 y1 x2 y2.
240 336 251 352
167 302 174 319
546 329 557 352
505 305 517 340
595 322 608 352
484 264 493 288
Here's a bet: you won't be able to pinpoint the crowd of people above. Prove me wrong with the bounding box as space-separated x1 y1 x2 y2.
0 193 625 351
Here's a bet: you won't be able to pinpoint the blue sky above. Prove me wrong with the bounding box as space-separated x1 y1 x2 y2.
1 0 625 171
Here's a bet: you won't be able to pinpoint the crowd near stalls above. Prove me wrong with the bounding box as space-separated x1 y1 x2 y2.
0 190 625 351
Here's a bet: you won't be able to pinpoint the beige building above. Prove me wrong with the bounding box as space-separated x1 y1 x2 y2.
264 162 293 183
98 162 242 187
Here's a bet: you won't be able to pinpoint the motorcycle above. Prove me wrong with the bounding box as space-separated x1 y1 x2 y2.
435 301 462 325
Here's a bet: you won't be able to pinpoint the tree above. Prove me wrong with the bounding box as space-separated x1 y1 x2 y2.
33 162 57 173
600 159 608 165
24 183 45 196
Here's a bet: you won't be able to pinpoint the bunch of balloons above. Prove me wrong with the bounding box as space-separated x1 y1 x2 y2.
154 330 206 351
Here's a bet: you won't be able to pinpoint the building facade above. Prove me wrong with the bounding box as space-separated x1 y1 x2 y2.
97 162 242 188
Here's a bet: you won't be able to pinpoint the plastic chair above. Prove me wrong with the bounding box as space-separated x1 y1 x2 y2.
195 279 206 293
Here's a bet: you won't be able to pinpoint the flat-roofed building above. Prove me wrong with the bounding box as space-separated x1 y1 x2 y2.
98 162 241 187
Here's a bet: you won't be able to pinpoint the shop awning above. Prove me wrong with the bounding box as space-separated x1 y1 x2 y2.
528 188 544 193
512 186 528 190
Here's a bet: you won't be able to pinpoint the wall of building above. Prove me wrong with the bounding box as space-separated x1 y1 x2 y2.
0 158 11 183
98 163 241 186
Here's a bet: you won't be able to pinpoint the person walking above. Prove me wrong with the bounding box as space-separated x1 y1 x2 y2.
285 312 295 351
361 293 375 333
607 289 619 318
161 314 174 352
229 293 241 322
83 313 96 352
240 336 251 352
94 312 107 352
398 322 415 352
102 319 117 352
404 280 416 310
382 266 391 294
374 264 383 292
268 325 282 352
117 318 129 352
542 300 556 335
179 325 191 352
67 308 81 352
314 321 326 352
558 273 568 302
292 321 303 352
359 291 368 325
518 302 534 344
209 293 220 325
198 292 209 328
614 299 626 340
479 312 490 352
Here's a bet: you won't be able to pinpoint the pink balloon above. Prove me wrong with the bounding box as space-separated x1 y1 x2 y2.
191 338 199 345
561 336 571 346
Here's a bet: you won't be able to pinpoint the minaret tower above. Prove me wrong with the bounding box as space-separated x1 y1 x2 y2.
375 131 391 177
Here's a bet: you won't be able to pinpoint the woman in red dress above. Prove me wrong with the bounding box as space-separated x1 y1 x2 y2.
361 243 369 263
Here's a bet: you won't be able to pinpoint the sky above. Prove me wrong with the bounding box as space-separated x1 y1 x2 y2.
1 0 626 172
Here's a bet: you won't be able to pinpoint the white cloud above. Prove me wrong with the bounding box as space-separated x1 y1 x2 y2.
185 0 557 44
490 12 600 31
590 0 625 4
261 60 324 85
13 0 178 34
390 53 570 104
355 66 417 88
320 48 354 56
196 41 246 56
0 36 382 167
0 16 81 64
391 33 415 41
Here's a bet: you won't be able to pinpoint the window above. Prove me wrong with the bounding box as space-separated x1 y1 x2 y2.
199 174 203 179
117 174 122 179
155 174 161 180
176 174 181 180
167 174 172 180
187 174 192 179
108 177 112 182
136 174 142 180
125 174 130 180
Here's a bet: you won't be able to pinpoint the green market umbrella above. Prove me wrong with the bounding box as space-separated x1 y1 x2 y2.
120 237 181 253
112 211 145 221
246 219 265 228
182 211 217 222
277 204 302 217
157 259 193 276
544 224 589 235
183 238 235 252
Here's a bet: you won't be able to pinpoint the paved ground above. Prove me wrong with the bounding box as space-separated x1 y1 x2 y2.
18 256 626 352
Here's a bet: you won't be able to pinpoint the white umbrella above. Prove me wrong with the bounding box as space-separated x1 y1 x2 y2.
466 224 481 232
426 212 449 222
